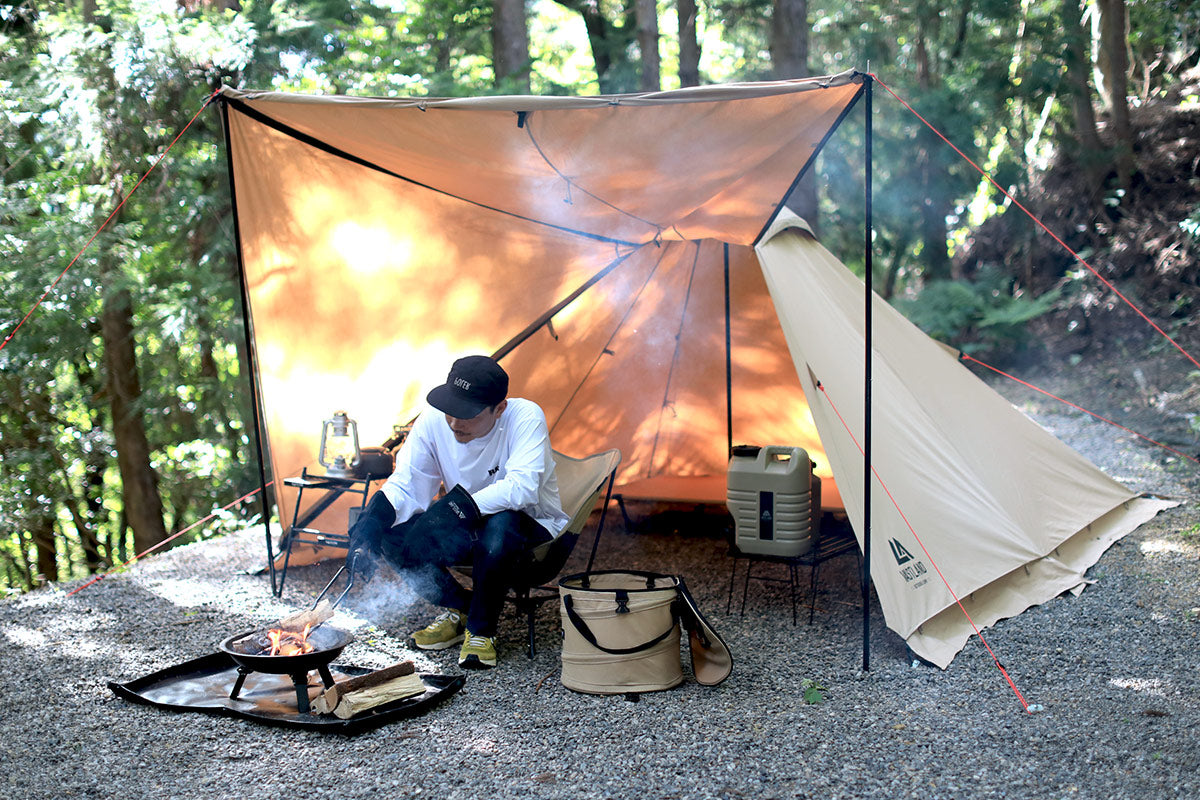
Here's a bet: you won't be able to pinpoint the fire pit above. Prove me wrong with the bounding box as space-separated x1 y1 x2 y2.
219 625 354 713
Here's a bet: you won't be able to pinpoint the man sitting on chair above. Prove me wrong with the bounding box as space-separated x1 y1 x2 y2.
346 355 568 669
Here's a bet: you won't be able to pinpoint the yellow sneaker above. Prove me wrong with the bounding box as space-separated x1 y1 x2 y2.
458 630 497 669
411 609 465 650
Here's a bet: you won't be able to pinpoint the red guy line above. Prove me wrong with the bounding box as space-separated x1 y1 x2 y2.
1 88 221 355
65 480 270 597
816 381 1032 713
870 73 1200 373
961 353 1199 466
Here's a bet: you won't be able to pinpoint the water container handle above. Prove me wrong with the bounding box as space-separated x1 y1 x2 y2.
763 445 806 463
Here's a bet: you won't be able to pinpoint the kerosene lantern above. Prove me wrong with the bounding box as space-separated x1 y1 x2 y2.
318 410 361 478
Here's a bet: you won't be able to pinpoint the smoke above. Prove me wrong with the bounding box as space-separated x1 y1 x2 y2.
336 563 423 630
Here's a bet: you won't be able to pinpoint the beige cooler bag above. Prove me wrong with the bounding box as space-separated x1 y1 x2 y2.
558 570 732 695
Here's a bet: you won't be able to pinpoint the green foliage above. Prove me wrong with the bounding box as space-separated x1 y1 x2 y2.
892 267 1062 353
0 0 268 589
800 677 827 705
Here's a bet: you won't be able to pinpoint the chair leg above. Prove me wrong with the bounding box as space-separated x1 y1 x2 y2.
616 495 632 533
789 562 799 626
726 555 738 615
526 601 536 659
740 558 753 616
808 561 821 624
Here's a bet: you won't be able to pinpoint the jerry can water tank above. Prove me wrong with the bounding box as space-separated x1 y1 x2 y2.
727 444 820 557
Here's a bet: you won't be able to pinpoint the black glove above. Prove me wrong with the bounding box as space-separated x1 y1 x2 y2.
347 541 377 584
347 492 395 583
442 484 482 528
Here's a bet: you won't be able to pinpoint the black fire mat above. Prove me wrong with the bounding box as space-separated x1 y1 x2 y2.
108 652 465 734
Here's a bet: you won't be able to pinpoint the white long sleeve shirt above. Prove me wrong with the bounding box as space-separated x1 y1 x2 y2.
379 398 569 538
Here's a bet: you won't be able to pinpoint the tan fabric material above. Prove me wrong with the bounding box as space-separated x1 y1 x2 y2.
553 448 622 537
755 212 1178 667
221 78 1171 667
558 572 684 694
906 496 1177 665
222 80 853 534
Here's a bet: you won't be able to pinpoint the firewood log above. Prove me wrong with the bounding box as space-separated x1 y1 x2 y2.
276 599 335 632
311 660 418 715
330 673 426 719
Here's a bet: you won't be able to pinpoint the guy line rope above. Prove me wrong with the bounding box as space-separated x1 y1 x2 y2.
1 88 221 355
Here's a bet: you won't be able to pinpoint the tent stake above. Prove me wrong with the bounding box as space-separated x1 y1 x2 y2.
862 74 874 673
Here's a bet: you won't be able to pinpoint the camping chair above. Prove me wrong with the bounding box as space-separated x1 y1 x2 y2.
507 448 621 657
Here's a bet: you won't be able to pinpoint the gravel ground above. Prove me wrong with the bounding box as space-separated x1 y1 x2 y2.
2 399 1197 800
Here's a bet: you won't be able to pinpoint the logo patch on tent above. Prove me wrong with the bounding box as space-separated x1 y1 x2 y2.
890 538 928 588
889 538 914 565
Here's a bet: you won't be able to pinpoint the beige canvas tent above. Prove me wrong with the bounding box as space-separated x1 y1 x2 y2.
217 71 1173 667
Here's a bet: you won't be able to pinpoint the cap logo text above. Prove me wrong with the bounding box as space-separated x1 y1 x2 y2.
453 377 471 391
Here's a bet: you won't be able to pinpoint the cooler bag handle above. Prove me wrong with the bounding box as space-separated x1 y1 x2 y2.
562 593 679 656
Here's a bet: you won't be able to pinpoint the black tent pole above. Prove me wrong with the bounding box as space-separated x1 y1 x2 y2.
862 73 874 672
219 98 277 596
724 243 733 457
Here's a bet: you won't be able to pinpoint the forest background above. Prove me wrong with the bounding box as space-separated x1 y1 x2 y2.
1 0 1197 592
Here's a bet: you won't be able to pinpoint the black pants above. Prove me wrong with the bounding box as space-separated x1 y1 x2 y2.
379 509 552 636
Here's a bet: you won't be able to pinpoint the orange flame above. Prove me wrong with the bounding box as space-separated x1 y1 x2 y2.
265 623 315 656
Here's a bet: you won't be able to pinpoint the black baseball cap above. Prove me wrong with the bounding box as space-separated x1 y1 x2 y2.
426 355 509 419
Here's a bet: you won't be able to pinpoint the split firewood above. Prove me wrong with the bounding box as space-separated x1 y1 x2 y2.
330 672 426 718
311 660 420 716
276 599 335 632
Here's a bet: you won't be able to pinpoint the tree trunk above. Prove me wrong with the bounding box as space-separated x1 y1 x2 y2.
770 0 817 233
882 231 914 300
101 285 168 556
1094 0 1134 187
636 0 660 91
492 0 530 91
1061 0 1105 188
770 0 808 80
553 0 636 94
31 517 57 584
677 0 700 87
915 24 951 282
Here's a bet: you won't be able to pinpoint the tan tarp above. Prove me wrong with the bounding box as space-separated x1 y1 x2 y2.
755 213 1177 666
220 74 1172 666
221 75 859 541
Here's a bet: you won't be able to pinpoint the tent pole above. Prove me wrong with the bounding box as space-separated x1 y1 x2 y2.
862 74 874 672
219 98 278 596
724 243 733 457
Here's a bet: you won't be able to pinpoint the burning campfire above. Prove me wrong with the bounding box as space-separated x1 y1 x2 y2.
265 624 314 656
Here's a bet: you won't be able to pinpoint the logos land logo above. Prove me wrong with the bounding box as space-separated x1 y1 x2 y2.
889 537 928 588
889 538 914 565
